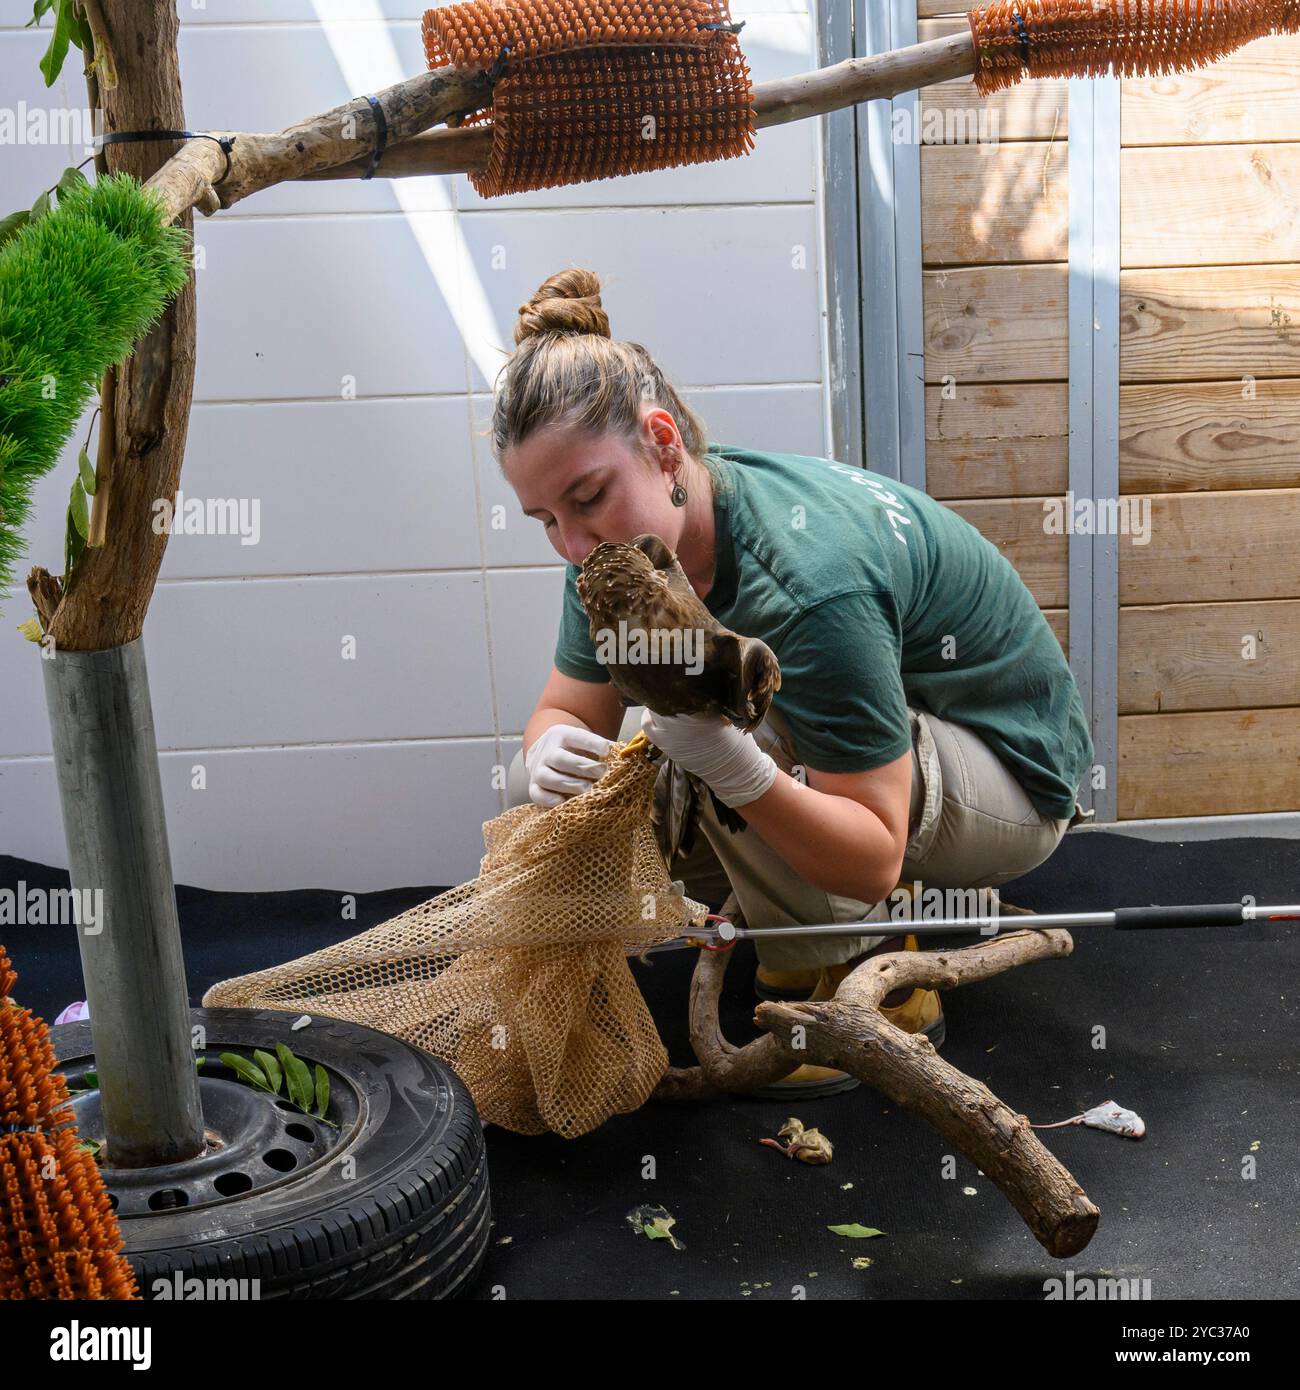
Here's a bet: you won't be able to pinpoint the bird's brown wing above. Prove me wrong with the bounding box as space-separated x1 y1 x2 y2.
630 533 704 610
650 754 703 863
739 636 782 730
630 533 677 571
649 752 747 861
707 786 748 835
704 630 782 732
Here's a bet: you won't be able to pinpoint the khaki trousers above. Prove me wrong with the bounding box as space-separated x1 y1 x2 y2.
506 704 1093 972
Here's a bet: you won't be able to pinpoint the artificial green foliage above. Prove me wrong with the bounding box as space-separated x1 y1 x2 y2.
0 171 192 607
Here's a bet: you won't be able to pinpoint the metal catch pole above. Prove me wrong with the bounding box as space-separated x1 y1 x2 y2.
42 636 204 1167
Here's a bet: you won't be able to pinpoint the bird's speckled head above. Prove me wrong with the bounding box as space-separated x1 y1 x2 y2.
577 533 697 620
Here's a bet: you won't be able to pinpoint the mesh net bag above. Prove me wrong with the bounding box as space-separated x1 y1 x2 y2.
202 735 709 1138
421 0 755 196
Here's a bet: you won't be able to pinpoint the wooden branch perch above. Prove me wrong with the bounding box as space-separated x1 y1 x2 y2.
23 17 975 648
651 926 1100 1258
183 30 978 208
146 66 494 222
22 2 1296 642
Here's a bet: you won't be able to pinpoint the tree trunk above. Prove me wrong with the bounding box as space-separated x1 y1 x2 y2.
38 0 194 653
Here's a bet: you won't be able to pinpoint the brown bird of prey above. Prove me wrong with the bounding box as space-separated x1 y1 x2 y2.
577 533 781 853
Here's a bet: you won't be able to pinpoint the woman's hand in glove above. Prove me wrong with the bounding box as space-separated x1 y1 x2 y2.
639 708 778 808
524 723 615 807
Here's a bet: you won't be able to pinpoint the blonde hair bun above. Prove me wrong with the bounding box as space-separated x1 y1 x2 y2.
514 268 611 345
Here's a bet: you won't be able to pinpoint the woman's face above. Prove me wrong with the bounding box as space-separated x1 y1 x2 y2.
503 411 685 566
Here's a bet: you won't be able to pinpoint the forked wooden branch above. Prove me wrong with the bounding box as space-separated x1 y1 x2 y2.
28 13 971 647
144 31 976 222
146 66 494 221
304 32 976 186
29 1 1299 645
651 926 1100 1257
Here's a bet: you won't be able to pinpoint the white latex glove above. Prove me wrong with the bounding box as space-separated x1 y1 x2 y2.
639 708 778 808
524 723 616 807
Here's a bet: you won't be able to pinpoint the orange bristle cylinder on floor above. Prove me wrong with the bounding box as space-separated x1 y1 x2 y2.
0 947 139 1300
421 0 755 197
968 0 1300 95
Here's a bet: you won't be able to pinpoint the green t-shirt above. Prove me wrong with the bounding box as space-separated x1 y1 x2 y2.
554 443 1093 820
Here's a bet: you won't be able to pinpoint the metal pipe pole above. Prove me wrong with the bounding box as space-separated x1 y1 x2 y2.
649 903 1300 951
42 636 204 1167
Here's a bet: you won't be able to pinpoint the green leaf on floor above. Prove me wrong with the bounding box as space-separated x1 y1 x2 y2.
626 1203 685 1250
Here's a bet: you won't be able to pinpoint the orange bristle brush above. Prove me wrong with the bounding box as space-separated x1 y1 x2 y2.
0 946 138 1300
418 1 1300 194
967 0 1300 95
421 0 755 196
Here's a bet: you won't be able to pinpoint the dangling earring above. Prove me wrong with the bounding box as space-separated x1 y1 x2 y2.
670 466 688 507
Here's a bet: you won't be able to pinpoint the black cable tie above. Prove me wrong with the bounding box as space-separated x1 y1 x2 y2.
700 20 745 34
98 129 236 185
1011 10 1032 66
486 43 513 83
361 94 389 181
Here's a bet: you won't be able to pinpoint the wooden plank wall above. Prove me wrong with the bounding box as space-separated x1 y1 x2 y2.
915 2 1300 819
1117 31 1300 817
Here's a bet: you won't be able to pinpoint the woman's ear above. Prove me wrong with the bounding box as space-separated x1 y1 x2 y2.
641 405 678 453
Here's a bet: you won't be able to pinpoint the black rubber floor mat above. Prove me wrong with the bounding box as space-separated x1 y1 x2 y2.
3 828 1296 1301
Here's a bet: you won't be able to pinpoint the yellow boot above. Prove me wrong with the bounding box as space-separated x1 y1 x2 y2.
842 927 947 1045
752 934 944 1099
880 945 944 1044
753 885 921 1003
754 963 821 1001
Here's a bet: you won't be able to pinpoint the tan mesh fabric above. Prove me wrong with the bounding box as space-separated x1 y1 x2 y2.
421 0 755 197
203 736 709 1138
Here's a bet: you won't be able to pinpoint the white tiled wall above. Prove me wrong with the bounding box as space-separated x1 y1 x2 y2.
0 1 832 891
